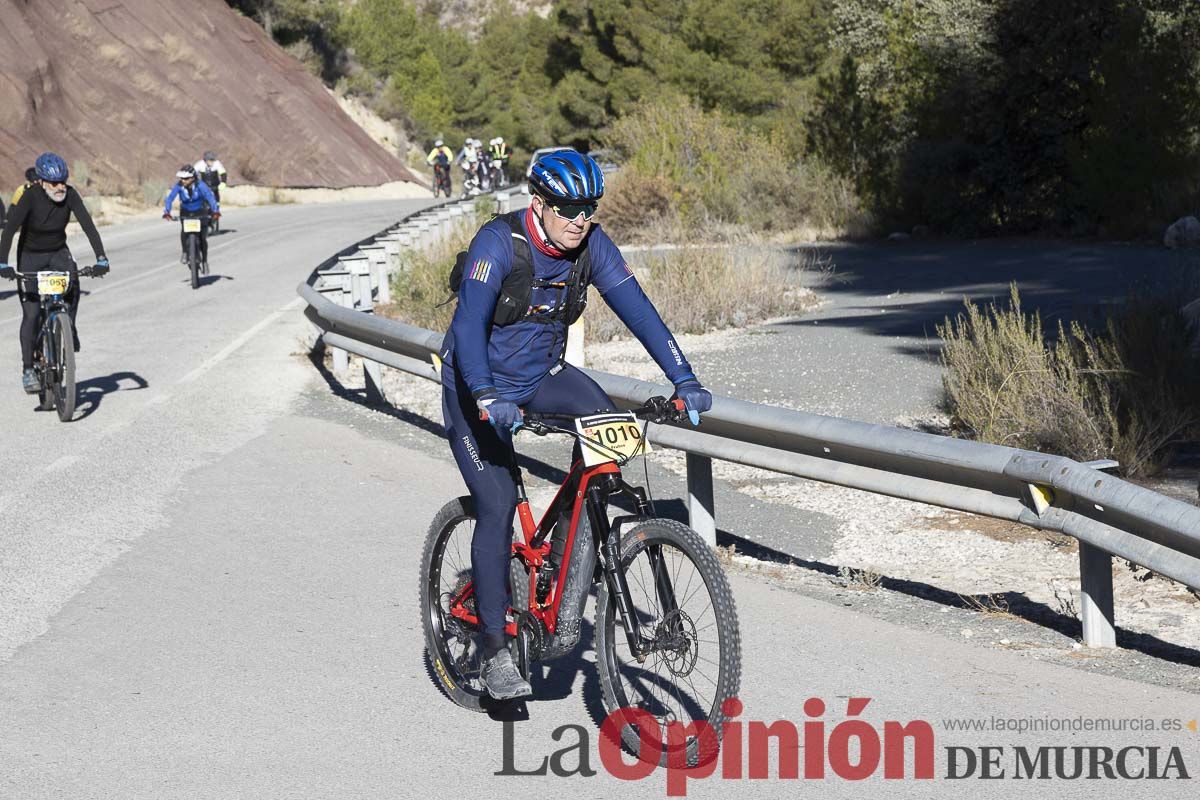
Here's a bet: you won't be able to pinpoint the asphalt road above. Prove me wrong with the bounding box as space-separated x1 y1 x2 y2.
2 211 1199 798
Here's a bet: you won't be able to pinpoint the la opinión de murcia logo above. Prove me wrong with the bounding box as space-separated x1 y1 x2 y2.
495 698 1194 796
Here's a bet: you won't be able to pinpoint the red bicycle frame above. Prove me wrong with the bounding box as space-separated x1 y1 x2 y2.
447 458 621 638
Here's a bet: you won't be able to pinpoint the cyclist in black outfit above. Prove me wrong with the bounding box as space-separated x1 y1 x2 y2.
0 153 109 393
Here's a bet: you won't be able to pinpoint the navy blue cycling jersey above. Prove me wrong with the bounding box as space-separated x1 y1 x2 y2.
163 180 219 216
441 207 694 402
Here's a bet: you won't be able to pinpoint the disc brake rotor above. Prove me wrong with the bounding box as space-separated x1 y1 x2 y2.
653 609 698 677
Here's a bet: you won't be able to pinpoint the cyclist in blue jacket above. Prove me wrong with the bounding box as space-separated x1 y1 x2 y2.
439 149 713 699
162 165 219 269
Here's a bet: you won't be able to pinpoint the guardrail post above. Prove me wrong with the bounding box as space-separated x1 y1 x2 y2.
497 192 510 213
363 359 386 405
565 319 585 367
1078 542 1116 647
686 453 717 548
360 244 389 305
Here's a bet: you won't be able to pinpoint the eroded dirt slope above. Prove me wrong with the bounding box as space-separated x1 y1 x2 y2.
0 0 415 191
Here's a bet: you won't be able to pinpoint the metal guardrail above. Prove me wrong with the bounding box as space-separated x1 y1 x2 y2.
299 199 1200 649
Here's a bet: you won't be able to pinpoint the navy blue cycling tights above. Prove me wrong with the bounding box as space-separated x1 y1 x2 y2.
442 362 616 658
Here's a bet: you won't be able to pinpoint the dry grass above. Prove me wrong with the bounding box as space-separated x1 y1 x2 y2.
585 244 819 340
937 283 1200 478
380 216 818 338
379 214 484 331
835 565 884 591
958 593 1017 619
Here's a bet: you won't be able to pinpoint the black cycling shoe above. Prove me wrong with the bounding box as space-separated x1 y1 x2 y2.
22 368 40 394
480 650 532 700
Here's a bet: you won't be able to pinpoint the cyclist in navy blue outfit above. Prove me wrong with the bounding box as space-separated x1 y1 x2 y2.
162 165 220 269
439 149 713 699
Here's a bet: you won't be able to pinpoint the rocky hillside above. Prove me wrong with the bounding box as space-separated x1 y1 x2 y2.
0 0 416 193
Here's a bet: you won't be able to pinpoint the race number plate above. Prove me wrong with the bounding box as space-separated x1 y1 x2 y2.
182 219 203 233
575 412 649 466
37 273 70 295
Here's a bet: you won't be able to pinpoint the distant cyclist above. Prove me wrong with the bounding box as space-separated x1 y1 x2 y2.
488 137 510 188
427 138 454 195
193 151 228 204
0 153 110 393
10 167 38 208
163 165 219 269
438 149 713 698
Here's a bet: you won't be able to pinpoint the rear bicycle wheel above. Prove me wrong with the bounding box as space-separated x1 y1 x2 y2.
595 518 741 767
420 496 529 711
51 314 76 422
188 235 199 289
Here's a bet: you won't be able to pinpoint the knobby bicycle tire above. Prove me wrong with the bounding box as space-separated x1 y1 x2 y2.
36 330 54 412
594 518 742 767
420 496 529 712
188 235 199 290
52 313 76 422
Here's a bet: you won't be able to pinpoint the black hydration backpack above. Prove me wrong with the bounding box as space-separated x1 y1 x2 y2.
448 210 591 326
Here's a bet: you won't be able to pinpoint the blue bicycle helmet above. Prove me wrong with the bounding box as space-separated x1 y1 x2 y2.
528 150 604 202
34 152 69 182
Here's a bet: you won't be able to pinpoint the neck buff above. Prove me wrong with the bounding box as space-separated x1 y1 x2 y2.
525 205 566 258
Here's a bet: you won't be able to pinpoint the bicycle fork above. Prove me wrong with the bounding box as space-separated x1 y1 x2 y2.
585 476 681 663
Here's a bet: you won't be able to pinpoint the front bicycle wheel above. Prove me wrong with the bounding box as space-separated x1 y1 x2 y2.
35 340 54 412
419 496 529 711
51 314 76 422
595 519 741 767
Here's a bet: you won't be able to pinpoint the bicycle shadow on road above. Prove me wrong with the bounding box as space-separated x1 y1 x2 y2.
74 371 149 421
196 275 235 288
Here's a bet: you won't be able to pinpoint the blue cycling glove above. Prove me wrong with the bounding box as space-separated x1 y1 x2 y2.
94 257 110 276
476 393 523 433
0 263 14 281
673 378 713 426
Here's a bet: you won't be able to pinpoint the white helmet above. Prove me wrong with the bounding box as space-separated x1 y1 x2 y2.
434 138 444 147
495 136 504 145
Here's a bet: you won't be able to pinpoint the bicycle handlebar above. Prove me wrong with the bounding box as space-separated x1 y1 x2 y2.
3 265 107 280
520 396 689 436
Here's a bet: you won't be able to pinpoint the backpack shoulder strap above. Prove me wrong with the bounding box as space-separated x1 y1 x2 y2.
491 211 534 325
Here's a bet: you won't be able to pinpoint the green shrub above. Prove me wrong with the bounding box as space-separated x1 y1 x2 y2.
938 284 1200 477
602 96 865 241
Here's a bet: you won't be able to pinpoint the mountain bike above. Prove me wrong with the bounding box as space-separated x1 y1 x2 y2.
421 396 741 766
173 212 212 289
433 161 452 198
489 158 509 190
4 264 105 421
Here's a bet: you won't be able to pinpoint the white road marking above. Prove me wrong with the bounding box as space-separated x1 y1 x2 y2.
45 454 80 472
177 297 304 385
